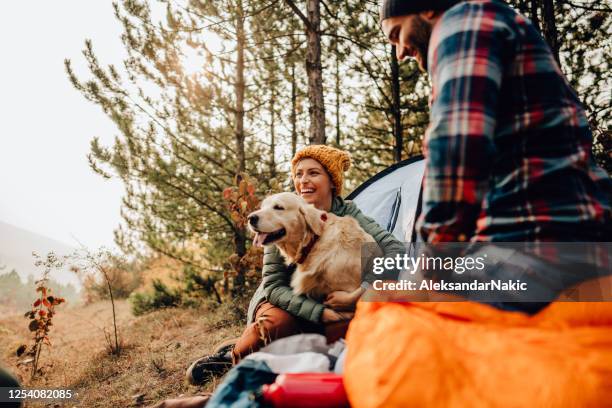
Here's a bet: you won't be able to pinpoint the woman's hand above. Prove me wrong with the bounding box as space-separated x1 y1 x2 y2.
321 307 354 323
323 287 365 311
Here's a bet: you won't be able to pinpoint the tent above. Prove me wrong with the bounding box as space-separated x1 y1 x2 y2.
346 155 424 243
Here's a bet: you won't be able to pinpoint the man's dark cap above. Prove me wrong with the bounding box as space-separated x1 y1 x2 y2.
380 0 461 20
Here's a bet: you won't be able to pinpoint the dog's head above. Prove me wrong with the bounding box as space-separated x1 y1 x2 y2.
247 192 328 248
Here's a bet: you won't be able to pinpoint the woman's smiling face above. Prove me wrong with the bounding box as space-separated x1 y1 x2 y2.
293 158 334 211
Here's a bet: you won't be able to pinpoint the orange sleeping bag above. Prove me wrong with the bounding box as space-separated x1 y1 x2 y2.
344 300 612 408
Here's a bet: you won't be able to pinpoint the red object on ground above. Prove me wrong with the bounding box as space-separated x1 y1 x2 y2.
261 373 350 408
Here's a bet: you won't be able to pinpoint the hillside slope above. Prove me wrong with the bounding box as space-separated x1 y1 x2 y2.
0 300 243 407
0 220 79 287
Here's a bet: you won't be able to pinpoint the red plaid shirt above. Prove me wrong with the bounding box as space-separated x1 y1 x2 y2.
418 0 611 243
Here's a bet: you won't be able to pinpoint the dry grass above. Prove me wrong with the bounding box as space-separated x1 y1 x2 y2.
0 300 243 407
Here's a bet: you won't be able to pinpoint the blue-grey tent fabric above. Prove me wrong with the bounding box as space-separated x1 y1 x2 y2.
348 157 425 242
206 359 277 408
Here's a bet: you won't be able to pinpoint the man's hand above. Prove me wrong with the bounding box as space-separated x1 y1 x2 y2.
321 307 354 323
323 288 365 311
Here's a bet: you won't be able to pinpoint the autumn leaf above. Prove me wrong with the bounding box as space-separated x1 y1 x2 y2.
42 299 50 307
223 187 233 200
39 310 47 317
230 212 241 223
247 184 255 196
238 180 247 196
33 299 41 307
29 320 39 332
247 196 259 209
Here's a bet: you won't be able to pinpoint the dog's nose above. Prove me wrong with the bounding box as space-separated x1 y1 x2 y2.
248 214 259 227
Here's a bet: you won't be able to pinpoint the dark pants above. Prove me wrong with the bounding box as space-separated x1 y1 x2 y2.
232 301 349 360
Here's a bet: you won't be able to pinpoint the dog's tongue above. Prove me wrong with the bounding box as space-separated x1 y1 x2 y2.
253 232 268 247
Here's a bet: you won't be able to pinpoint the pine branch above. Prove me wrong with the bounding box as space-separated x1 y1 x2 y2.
560 0 611 12
284 0 315 31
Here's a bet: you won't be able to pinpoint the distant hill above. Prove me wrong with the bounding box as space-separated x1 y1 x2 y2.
0 221 80 288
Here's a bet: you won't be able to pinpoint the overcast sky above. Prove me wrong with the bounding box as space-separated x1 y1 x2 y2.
0 2 129 249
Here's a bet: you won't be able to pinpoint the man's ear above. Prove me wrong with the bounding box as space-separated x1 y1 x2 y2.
299 204 326 236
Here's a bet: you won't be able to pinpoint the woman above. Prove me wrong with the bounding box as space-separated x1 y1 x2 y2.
186 145 405 385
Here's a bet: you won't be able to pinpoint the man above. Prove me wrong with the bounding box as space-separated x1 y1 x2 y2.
381 0 611 243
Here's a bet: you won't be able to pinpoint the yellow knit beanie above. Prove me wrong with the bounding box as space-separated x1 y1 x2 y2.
291 145 352 195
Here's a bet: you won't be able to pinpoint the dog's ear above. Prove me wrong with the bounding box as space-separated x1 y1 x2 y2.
299 204 326 236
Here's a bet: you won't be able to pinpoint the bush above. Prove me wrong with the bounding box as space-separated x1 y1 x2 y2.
129 280 182 316
81 257 143 304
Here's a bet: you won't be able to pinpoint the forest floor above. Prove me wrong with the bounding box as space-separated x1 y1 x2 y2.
0 299 243 407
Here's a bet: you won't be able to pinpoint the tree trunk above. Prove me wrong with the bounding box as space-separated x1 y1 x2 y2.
540 0 561 67
335 41 341 146
233 227 246 289
234 0 246 288
103 268 120 355
291 63 298 156
391 46 403 163
235 0 246 173
269 79 277 178
306 0 326 145
529 0 542 32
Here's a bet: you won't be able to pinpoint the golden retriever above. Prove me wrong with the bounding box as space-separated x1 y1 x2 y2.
248 192 374 300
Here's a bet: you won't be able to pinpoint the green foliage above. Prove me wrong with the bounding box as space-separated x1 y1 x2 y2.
341 0 429 186
182 266 222 303
129 279 182 316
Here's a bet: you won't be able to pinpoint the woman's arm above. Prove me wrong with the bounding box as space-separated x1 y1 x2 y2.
261 245 325 323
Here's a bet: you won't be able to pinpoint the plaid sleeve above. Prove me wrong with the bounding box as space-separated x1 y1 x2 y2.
418 2 511 243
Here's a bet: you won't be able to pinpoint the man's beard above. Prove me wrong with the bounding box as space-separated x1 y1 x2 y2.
408 16 433 72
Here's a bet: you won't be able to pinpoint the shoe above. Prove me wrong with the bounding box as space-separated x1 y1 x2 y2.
185 350 233 385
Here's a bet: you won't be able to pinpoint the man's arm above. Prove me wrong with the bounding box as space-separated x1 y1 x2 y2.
419 2 511 243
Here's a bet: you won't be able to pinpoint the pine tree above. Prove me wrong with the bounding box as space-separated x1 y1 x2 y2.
65 0 277 287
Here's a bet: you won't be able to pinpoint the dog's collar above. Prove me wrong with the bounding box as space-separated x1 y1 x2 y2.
296 234 319 264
